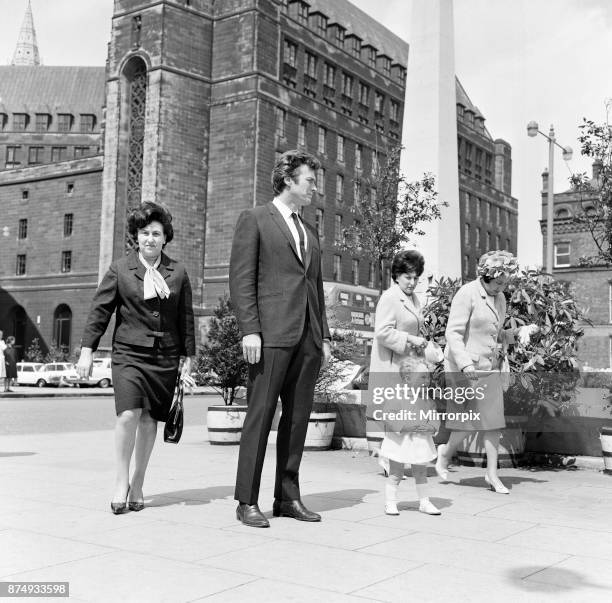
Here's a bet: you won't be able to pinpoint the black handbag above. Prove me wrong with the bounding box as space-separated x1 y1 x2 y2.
164 378 184 444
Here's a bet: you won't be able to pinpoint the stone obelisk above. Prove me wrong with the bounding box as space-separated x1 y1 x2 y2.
400 0 461 281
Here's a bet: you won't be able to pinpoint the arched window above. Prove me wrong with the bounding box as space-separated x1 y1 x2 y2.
123 56 148 249
53 304 72 354
9 305 26 359
556 208 570 219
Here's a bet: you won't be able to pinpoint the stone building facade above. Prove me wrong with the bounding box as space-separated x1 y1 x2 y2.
541 164 612 368
0 0 519 358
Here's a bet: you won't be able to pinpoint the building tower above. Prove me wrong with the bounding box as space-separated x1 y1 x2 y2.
11 0 41 66
400 0 461 280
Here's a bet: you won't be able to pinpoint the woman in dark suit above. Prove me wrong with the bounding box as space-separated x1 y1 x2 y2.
76 202 195 514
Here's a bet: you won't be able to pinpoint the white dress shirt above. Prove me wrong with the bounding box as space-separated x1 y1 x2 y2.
272 198 308 262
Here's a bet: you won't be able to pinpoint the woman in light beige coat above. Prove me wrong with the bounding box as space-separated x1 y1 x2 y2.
369 250 440 516
436 251 538 494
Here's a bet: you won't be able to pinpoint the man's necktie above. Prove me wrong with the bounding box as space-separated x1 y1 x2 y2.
291 212 306 264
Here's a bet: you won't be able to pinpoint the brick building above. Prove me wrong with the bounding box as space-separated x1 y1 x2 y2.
540 164 612 368
0 0 519 358
456 79 518 280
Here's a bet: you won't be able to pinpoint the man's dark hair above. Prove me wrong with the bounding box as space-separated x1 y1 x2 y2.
391 249 425 281
271 150 321 195
127 201 174 246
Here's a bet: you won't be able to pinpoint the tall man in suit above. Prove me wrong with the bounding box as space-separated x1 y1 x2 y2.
229 150 331 527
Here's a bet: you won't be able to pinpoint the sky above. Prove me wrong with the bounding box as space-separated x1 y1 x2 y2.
1 0 610 266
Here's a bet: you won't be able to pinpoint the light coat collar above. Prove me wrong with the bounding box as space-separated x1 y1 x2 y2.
393 282 422 326
476 278 500 322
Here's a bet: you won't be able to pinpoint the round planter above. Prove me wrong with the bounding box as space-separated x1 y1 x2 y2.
304 411 336 450
206 405 248 445
601 426 612 472
455 416 528 468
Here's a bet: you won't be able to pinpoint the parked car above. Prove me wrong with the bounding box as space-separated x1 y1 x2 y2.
66 357 113 388
35 363 79 387
16 362 45 386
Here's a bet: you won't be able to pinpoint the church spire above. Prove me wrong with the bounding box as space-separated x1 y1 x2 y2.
12 0 41 66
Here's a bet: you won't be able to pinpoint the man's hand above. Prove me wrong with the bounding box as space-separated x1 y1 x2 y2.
242 333 262 364
75 347 93 379
321 340 332 368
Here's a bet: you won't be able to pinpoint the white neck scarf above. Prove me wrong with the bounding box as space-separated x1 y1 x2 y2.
138 252 170 300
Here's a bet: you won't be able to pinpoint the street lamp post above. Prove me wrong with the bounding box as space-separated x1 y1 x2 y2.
527 121 573 274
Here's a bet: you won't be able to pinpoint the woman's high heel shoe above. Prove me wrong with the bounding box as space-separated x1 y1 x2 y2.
111 486 130 514
484 474 509 494
127 486 144 511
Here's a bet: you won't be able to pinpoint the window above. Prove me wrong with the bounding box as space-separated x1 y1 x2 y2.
51 146 67 162
13 113 28 131
22 190 28 200
57 114 73 132
337 135 345 162
475 197 480 219
475 227 481 248
374 91 384 115
334 25 345 46
334 214 343 244
379 55 391 75
496 206 500 226
16 254 26 275
384 266 391 289
311 12 327 34
368 262 375 288
298 119 307 147
35 113 50 131
304 51 317 77
348 35 361 57
0 113 6 130
74 146 89 158
371 153 378 178
318 126 326 154
80 114 96 133
556 208 570 219
6 146 21 168
283 39 297 67
316 168 325 194
464 223 470 246
475 148 483 180
353 179 361 206
352 259 360 285
53 304 72 354
333 255 342 281
61 251 72 273
554 242 570 268
390 100 399 123
463 255 469 279
324 63 336 87
295 0 308 23
355 144 362 170
485 153 493 184
64 213 74 237
364 45 376 67
358 82 369 105
464 192 470 218
274 107 286 138
18 219 27 240
341 72 353 96
464 141 473 174
315 208 324 238
496 234 501 249
506 238 511 251
28 146 44 165
486 231 491 250
486 201 491 221
66 182 74 195
336 174 344 204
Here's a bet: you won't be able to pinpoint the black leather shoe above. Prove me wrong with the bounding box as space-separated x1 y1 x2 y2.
272 499 321 522
236 503 270 528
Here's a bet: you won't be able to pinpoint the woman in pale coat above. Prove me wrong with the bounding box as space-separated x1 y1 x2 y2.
369 250 441 516
435 251 537 494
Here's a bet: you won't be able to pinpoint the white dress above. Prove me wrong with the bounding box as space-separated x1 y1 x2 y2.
0 340 6 379
369 284 437 466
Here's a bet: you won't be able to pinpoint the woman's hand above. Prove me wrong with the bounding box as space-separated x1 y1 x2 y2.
75 347 94 379
406 336 427 351
461 364 478 381
180 356 195 387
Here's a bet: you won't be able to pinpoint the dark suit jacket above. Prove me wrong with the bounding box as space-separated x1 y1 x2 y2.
229 202 330 348
81 251 195 356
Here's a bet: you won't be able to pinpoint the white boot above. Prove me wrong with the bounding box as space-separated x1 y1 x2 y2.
419 497 441 515
385 483 400 515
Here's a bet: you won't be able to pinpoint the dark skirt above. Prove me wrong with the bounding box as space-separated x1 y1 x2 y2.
111 341 180 422
4 348 17 379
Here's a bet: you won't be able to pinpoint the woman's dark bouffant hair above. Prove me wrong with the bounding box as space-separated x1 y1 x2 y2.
271 150 321 195
127 202 174 247
391 250 425 281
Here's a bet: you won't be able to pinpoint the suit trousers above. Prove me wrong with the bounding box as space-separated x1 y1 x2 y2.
234 316 322 505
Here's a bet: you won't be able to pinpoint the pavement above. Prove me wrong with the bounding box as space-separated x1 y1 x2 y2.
2 402 612 602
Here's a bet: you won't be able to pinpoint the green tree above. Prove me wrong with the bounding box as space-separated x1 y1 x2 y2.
342 145 446 294
195 295 248 405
